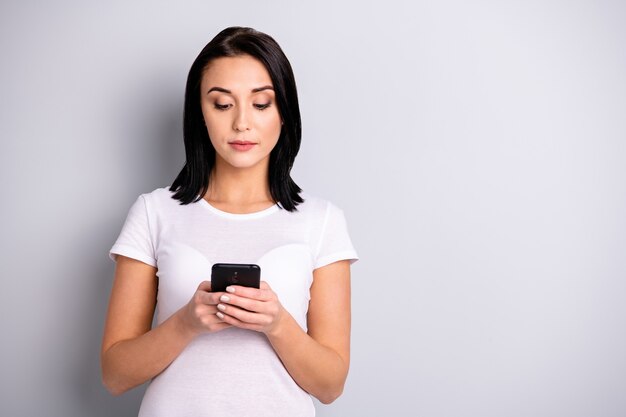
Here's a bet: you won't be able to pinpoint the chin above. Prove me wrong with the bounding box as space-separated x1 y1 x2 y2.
222 155 267 170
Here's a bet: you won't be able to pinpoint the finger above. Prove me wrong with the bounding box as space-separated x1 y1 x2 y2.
200 307 232 326
198 304 222 316
197 280 212 292
216 311 248 329
259 281 272 290
217 303 264 324
193 288 222 306
199 290 224 305
216 309 261 330
226 285 273 301
218 293 263 313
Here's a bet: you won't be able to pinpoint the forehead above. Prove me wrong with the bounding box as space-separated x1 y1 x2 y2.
201 55 273 90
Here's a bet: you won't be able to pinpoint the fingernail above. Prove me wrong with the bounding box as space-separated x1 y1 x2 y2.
216 312 224 319
217 304 226 311
220 295 230 302
226 286 235 293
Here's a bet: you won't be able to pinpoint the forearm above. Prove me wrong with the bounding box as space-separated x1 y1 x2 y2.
101 310 196 395
267 312 349 404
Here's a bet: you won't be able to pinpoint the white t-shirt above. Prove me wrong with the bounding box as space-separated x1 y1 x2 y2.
108 186 359 417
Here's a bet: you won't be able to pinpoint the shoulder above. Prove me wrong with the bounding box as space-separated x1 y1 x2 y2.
128 186 190 219
139 185 182 207
294 191 331 212
293 191 347 221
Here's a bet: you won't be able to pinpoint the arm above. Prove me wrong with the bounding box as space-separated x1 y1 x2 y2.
100 255 230 395
216 259 351 404
271 259 352 403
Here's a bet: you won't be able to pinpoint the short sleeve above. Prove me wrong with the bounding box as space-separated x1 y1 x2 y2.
108 194 157 267
314 202 359 269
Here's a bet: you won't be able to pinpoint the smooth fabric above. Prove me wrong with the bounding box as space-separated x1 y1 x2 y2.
109 187 358 417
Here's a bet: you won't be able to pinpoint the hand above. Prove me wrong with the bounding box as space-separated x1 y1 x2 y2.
214 281 286 335
178 281 232 336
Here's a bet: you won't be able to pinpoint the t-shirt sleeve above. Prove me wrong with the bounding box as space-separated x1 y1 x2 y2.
108 194 157 267
314 202 359 270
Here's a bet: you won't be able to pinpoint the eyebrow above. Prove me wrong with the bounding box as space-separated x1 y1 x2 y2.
207 85 274 94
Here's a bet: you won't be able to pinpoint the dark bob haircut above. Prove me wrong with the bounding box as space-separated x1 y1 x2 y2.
169 26 304 211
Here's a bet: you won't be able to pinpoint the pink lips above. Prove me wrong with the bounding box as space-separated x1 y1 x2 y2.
229 141 256 151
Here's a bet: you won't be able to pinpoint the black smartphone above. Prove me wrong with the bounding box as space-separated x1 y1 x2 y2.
210 263 261 292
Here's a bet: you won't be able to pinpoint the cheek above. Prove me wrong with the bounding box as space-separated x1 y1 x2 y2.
261 112 282 138
203 114 228 140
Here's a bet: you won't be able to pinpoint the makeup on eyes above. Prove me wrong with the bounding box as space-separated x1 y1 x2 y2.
213 101 272 111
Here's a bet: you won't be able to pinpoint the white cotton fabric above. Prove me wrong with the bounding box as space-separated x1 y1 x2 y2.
108 186 359 417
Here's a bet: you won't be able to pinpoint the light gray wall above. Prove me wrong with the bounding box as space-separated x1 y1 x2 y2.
1 1 625 416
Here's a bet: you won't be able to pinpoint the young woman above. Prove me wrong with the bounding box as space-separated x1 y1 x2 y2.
101 26 359 416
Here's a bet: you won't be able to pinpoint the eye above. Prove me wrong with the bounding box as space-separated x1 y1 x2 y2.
214 103 231 111
254 103 271 111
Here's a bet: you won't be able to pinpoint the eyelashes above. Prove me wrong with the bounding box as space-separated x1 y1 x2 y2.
213 103 271 111
254 103 271 110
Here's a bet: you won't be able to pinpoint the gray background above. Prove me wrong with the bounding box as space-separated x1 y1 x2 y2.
1 1 625 416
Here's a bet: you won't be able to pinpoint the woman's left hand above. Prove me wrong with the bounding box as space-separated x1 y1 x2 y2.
215 281 286 335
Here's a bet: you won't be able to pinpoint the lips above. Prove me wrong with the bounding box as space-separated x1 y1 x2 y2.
228 140 257 151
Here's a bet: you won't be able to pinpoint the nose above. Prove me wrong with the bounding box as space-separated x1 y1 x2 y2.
233 107 251 132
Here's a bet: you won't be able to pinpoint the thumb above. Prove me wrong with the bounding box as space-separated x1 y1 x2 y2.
198 280 212 292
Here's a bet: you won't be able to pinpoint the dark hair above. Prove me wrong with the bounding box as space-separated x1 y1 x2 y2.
169 26 303 211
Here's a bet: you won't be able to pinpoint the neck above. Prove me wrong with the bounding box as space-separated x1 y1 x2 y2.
205 156 272 205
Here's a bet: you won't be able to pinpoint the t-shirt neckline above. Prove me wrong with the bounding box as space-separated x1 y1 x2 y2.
198 197 280 220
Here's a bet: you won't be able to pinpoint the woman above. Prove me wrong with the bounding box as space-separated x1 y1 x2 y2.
101 26 358 416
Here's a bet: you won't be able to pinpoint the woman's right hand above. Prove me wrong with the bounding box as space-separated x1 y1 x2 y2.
178 280 232 336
